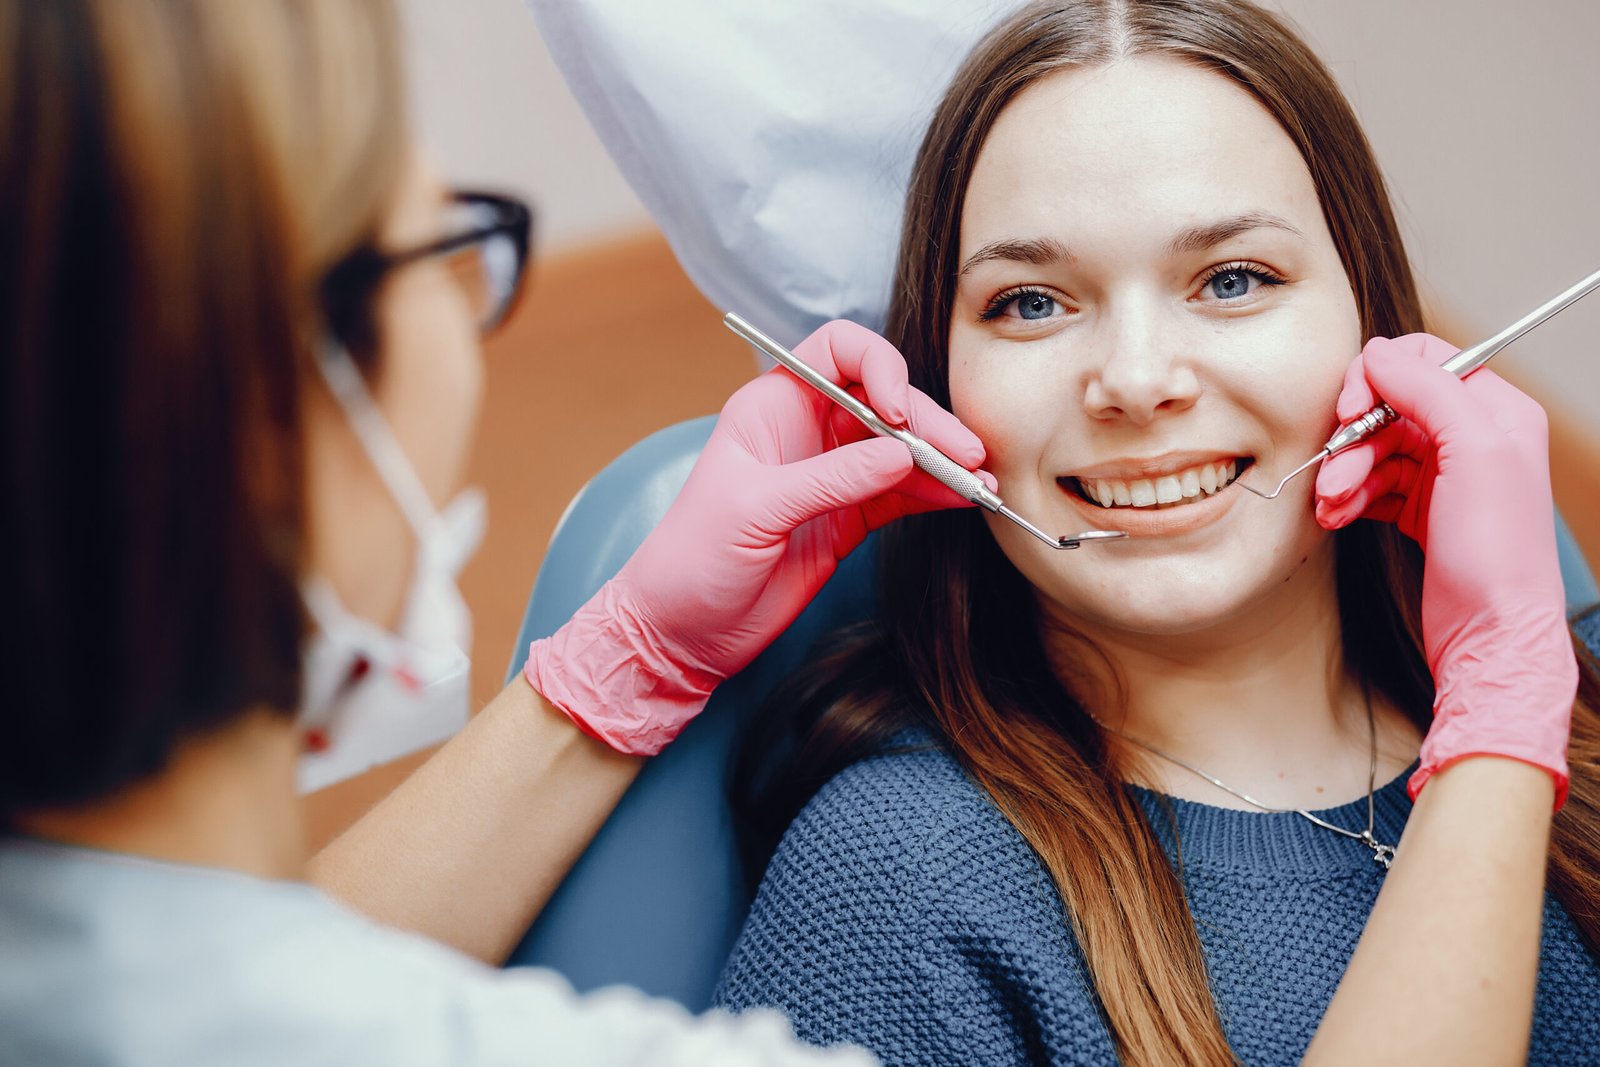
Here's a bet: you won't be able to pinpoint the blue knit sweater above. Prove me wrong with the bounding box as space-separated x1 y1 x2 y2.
714 616 1600 1065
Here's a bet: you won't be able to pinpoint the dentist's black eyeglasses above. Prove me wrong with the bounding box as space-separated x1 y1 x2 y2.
322 191 534 347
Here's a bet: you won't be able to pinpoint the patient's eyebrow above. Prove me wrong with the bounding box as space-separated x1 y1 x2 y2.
1166 211 1303 257
958 236 1075 277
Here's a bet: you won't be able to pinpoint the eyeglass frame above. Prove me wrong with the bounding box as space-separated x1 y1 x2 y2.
320 190 534 352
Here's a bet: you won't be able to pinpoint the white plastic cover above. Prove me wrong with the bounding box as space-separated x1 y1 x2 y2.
525 0 1027 346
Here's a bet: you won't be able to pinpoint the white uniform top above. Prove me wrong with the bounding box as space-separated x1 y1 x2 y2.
0 838 874 1066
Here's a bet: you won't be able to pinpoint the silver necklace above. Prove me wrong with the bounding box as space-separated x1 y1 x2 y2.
1091 699 1397 871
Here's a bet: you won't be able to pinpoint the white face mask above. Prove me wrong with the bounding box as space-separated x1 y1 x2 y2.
296 344 486 792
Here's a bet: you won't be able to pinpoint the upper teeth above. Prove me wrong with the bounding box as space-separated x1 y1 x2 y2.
1078 459 1240 508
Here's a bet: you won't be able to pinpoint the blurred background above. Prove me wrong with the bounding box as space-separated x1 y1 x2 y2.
307 0 1600 842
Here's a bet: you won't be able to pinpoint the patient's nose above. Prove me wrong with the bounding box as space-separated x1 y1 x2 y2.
1080 310 1200 426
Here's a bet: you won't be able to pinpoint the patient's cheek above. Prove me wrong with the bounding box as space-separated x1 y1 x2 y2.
948 363 1021 461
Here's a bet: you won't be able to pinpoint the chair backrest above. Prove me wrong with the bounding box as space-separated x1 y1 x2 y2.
502 415 1600 1009
502 416 879 1009
1558 510 1599 614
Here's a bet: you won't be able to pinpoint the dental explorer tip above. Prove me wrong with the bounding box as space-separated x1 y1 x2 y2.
1238 450 1327 499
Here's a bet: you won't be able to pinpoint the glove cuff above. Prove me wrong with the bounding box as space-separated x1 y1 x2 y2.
1409 745 1571 811
1409 633 1578 809
522 579 719 757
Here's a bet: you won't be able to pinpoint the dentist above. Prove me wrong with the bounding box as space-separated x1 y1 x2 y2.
0 2 966 1062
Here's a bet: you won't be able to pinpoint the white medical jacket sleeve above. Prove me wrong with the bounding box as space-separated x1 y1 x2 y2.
0 838 874 1066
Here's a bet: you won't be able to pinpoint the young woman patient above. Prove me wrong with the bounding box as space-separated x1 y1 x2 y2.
713 2 1600 1064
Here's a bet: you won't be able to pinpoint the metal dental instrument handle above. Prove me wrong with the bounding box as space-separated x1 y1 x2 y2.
722 313 1127 549
1243 264 1600 500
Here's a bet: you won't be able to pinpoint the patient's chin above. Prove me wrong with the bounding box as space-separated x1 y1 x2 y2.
1052 585 1261 640
1032 532 1336 646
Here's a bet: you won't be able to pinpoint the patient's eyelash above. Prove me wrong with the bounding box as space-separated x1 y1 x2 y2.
978 285 1062 322
1196 260 1289 294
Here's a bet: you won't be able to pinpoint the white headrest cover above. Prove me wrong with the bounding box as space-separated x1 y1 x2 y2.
526 0 1027 346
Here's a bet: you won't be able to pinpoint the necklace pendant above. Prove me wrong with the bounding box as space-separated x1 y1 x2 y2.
1362 833 1396 870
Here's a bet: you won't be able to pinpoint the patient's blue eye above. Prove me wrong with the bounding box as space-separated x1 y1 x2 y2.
1016 292 1057 319
978 286 1073 324
1195 263 1285 305
1208 269 1257 300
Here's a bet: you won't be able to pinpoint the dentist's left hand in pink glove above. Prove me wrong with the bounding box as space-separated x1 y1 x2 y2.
1313 333 1577 807
525 319 988 755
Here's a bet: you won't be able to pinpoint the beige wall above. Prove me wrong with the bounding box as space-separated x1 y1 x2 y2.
398 0 649 251
401 0 1599 427
1272 1 1600 428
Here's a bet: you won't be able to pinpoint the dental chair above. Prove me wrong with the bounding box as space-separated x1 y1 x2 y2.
501 414 1600 1010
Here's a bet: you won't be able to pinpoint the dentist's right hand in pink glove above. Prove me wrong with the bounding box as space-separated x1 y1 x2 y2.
526 320 988 756
1314 334 1577 807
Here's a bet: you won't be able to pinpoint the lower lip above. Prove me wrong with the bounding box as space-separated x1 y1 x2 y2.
1056 475 1246 538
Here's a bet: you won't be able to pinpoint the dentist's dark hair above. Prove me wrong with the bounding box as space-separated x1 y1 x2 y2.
740 2 1600 1063
0 0 406 814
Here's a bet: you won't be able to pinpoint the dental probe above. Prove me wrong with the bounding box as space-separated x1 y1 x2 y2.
723 313 1127 550
1242 264 1600 500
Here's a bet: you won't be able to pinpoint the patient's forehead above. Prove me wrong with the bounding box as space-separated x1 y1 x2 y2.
960 56 1328 263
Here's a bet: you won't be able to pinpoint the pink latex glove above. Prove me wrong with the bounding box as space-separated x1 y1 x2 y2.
1315 334 1577 807
524 320 988 755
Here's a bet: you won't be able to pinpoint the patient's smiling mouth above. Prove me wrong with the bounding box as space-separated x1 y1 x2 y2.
1061 456 1254 509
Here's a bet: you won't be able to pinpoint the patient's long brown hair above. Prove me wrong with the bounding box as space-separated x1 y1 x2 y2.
739 3 1600 1064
